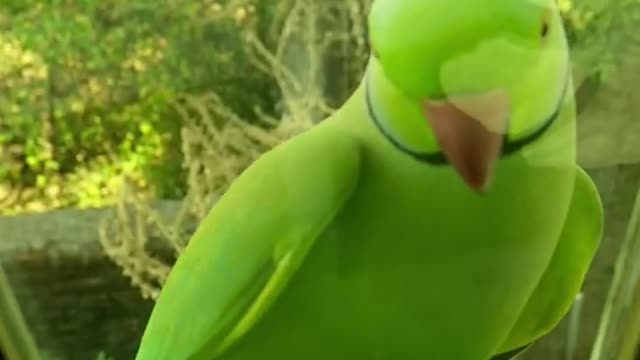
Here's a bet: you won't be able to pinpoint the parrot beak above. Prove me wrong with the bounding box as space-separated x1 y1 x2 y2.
423 90 509 193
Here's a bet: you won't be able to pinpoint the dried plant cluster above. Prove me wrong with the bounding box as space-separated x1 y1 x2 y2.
98 0 372 300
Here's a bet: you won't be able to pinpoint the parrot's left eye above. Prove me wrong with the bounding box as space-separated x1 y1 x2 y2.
540 21 549 37
540 9 551 39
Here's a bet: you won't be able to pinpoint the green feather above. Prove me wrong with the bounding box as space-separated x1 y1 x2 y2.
497 167 603 352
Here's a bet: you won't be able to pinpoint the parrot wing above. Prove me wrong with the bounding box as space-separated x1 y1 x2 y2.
135 123 362 360
496 166 604 353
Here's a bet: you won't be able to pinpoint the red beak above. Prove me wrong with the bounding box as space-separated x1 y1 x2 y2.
423 91 510 193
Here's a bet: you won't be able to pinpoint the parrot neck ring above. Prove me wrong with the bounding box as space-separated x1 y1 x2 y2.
365 69 570 167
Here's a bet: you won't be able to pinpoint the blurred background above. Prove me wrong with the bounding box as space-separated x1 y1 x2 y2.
0 0 639 359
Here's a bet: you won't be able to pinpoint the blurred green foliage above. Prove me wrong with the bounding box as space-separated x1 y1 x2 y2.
0 0 278 213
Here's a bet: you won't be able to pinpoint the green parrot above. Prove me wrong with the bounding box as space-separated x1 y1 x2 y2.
135 0 603 359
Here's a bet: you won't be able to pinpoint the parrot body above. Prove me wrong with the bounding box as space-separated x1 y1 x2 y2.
135 1 603 359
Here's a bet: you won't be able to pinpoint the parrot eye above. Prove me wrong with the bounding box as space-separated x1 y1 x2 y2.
541 21 549 37
372 48 381 59
540 9 551 39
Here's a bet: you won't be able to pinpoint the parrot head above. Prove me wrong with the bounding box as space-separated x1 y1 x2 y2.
366 0 570 192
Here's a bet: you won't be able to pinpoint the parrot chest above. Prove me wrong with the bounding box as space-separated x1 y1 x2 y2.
219 128 577 360
257 151 574 359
